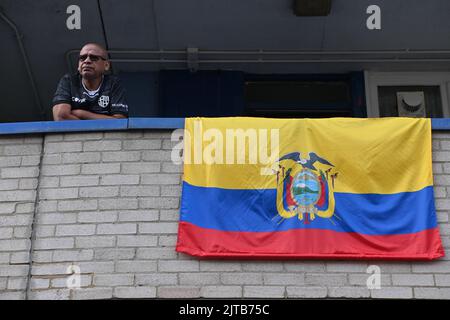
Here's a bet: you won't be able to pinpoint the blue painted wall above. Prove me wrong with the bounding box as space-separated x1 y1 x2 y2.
120 72 160 117
159 70 245 117
123 70 366 118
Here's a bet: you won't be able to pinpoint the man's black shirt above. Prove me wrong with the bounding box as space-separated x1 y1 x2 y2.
52 74 129 116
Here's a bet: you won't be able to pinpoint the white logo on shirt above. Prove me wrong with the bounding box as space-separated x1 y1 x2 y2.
98 95 110 108
112 103 128 111
72 97 86 103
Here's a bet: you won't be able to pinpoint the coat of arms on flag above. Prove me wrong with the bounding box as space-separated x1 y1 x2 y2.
276 151 336 224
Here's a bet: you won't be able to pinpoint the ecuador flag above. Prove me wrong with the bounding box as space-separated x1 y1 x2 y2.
176 117 445 260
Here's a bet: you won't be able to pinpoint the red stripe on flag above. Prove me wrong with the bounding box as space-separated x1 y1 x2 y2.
176 222 444 261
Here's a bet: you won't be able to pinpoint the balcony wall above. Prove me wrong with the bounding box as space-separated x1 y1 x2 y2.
0 127 449 299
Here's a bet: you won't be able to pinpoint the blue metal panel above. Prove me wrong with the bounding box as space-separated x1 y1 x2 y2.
119 72 159 117
159 70 244 117
1 118 450 135
0 119 128 135
350 72 367 118
128 117 184 129
431 118 450 130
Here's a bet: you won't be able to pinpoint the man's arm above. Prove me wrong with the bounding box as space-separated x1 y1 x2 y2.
72 109 126 120
53 104 81 121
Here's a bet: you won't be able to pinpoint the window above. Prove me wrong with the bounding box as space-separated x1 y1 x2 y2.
245 80 352 118
365 72 450 117
378 86 443 118
244 73 366 118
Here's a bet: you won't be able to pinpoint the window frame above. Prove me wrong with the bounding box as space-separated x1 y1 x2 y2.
364 71 450 118
244 72 366 118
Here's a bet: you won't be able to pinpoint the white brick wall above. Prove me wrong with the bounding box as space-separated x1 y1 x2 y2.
0 135 42 300
1 130 450 300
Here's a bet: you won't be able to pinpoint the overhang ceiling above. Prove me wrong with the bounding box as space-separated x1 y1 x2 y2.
1 0 450 121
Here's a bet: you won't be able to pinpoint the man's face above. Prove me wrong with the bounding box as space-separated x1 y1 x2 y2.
77 44 109 80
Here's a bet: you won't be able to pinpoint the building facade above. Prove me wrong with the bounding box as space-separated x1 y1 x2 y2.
0 127 449 300
2 0 450 299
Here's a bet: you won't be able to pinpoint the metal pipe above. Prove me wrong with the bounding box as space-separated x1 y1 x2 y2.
66 48 450 71
199 58 450 63
70 48 450 55
0 8 45 118
108 58 450 63
198 49 450 55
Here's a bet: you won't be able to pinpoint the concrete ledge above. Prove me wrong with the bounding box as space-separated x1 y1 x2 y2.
0 118 449 135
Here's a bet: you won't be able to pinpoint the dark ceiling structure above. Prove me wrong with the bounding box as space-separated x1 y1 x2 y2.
1 0 450 122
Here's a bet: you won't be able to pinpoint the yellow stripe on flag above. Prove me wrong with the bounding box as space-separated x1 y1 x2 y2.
183 117 432 194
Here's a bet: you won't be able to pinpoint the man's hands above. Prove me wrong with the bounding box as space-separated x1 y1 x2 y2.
53 104 81 120
53 104 126 121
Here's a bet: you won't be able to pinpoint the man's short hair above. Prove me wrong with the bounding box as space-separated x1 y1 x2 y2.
81 42 108 59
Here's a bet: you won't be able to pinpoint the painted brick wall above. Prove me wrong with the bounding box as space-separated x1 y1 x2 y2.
0 130 449 300
0 135 42 299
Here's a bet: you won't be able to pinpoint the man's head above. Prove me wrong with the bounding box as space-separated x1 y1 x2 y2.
77 43 110 80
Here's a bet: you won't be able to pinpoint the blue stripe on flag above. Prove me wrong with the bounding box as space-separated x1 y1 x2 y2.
180 182 437 235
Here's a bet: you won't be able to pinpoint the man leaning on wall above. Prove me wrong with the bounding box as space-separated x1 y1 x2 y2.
52 43 128 121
